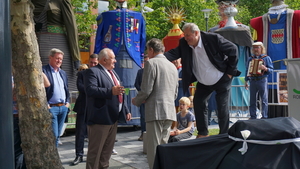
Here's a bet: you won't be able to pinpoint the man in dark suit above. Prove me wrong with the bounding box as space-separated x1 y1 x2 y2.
84 48 131 169
165 23 241 138
42 48 70 147
134 54 149 141
71 54 99 165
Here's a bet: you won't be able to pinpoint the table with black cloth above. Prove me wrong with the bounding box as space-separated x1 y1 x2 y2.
154 117 300 169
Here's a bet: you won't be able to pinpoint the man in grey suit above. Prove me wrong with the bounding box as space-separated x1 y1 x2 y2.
132 38 178 169
84 48 132 169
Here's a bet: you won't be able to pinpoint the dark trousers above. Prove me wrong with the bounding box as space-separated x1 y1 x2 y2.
75 112 87 157
168 132 192 143
139 103 146 133
208 91 218 124
194 74 232 135
14 117 26 169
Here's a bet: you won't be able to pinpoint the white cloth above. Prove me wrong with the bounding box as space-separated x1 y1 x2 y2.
191 37 223 85
229 130 300 155
268 4 289 14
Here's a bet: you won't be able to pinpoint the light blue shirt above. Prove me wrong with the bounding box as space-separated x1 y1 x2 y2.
48 65 66 104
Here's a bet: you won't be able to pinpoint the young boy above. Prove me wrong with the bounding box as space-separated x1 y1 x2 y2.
169 97 195 142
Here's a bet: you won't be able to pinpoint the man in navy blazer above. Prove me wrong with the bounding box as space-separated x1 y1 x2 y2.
165 23 241 138
84 48 131 169
42 48 70 147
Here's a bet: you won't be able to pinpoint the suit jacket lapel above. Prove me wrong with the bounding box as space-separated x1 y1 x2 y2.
46 64 54 84
98 64 115 86
112 69 121 82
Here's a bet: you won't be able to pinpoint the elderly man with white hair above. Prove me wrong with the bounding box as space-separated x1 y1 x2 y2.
245 42 274 119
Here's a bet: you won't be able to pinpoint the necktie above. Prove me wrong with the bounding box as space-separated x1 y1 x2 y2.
108 70 123 103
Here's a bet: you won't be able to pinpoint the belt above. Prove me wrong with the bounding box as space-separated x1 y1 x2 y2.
250 77 267 81
50 103 65 107
13 114 19 118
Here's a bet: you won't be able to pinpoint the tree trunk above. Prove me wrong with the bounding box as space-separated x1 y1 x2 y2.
10 0 63 168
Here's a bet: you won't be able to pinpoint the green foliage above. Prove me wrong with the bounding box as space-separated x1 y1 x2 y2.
71 0 98 49
238 0 271 20
70 0 300 49
209 128 220 135
107 0 141 11
143 0 300 41
144 6 170 40
238 0 300 22
285 0 300 9
193 128 220 136
144 0 219 40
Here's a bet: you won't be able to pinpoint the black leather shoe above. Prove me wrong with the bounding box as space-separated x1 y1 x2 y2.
71 156 83 165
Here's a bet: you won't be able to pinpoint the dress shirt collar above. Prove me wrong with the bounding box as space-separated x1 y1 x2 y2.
153 53 165 58
49 64 61 72
99 63 108 71
188 36 202 49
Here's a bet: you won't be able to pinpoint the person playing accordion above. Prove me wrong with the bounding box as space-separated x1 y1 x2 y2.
245 42 274 119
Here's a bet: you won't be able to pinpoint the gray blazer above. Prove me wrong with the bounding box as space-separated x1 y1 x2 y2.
134 54 178 122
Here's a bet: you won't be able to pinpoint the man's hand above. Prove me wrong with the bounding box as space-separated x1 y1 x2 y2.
112 85 125 96
170 131 176 136
260 65 268 71
132 97 136 106
245 81 249 90
172 129 181 136
126 113 132 121
65 103 70 108
132 97 145 106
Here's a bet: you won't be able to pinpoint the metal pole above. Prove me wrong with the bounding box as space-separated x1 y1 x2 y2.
205 18 208 32
0 0 14 168
141 0 143 14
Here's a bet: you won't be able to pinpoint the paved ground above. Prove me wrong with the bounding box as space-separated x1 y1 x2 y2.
58 125 220 169
58 126 148 169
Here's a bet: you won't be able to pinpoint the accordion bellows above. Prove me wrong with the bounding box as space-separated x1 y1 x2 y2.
247 59 263 76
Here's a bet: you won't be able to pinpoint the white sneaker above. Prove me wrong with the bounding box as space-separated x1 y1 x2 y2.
58 140 63 145
112 149 118 155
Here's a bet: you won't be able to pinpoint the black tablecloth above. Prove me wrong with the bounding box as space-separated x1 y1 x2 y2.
154 117 300 169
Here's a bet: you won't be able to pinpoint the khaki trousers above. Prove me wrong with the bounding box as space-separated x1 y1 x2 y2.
146 120 173 169
86 122 118 169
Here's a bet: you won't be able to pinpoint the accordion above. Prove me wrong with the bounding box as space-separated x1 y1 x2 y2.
247 59 264 76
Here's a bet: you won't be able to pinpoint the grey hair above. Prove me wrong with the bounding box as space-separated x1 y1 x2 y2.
98 48 113 60
182 23 200 33
146 38 165 53
49 48 64 56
